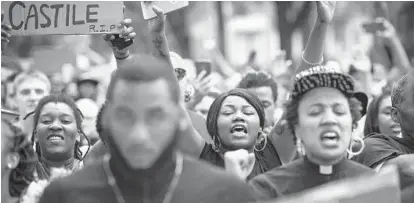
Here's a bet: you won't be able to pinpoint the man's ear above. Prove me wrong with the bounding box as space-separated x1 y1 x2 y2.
391 107 400 124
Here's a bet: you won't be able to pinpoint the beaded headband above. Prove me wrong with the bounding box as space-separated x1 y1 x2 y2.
291 66 355 99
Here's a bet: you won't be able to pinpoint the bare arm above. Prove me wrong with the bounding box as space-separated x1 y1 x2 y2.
149 6 205 156
377 18 411 73
296 2 335 74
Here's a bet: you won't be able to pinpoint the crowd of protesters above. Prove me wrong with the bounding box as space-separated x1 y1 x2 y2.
1 2 413 203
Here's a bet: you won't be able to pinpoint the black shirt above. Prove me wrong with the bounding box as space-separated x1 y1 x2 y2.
248 157 374 200
199 141 282 180
352 133 414 168
39 155 257 203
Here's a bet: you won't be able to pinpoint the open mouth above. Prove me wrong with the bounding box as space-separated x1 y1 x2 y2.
230 124 248 138
320 131 340 147
230 124 247 134
47 134 64 141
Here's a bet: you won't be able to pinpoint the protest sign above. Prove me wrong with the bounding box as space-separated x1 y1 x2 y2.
1 1 123 35
263 166 401 203
141 1 188 20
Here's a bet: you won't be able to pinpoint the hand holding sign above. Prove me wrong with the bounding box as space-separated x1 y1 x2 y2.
103 18 136 51
1 12 12 52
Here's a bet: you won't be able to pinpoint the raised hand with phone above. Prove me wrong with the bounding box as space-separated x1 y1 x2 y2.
364 17 411 73
103 6 136 60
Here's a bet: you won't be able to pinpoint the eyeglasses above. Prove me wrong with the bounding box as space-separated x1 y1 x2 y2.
174 68 187 81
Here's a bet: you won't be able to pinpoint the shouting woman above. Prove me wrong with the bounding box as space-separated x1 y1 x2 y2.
200 88 282 179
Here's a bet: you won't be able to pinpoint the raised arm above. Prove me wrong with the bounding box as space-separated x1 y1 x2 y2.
376 18 411 74
148 6 206 156
148 6 172 66
296 1 335 73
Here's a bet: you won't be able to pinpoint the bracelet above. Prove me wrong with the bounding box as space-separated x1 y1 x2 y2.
115 53 130 60
302 51 323 67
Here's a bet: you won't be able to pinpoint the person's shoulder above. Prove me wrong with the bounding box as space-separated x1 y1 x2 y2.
183 154 248 185
181 155 257 202
250 158 302 184
50 160 105 189
345 159 375 174
352 133 403 167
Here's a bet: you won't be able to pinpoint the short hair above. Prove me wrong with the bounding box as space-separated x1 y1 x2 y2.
106 55 179 104
237 72 278 102
31 94 87 160
13 70 51 94
391 74 411 108
2 118 37 197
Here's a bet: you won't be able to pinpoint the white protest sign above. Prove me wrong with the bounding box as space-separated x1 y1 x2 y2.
1 1 124 35
141 1 188 20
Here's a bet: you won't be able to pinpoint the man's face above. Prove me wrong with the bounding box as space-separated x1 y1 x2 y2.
78 82 97 99
247 86 276 128
393 81 414 136
107 79 180 169
15 78 49 116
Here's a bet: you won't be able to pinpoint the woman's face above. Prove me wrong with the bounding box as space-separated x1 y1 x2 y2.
36 102 79 159
378 95 401 137
295 87 353 163
216 96 261 151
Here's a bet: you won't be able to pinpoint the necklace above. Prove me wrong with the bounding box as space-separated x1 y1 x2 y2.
102 153 183 203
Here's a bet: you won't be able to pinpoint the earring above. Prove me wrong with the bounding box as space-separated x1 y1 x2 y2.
7 163 13 169
296 138 306 156
254 131 267 152
347 136 365 156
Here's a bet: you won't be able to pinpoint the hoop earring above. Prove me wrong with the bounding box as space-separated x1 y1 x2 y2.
296 138 306 156
254 132 267 152
347 136 365 156
213 136 222 153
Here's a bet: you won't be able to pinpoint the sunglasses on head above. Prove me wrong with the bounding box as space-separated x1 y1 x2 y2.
174 68 187 81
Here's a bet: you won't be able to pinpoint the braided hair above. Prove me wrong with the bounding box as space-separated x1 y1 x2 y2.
2 118 37 197
29 94 90 160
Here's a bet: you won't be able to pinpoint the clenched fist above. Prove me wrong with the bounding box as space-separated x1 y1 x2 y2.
224 149 255 180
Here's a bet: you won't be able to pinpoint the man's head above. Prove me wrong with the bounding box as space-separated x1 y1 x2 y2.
238 72 278 127
13 70 51 117
104 55 182 169
391 74 414 138
76 78 99 100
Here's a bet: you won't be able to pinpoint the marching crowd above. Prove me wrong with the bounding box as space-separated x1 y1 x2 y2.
1 2 414 203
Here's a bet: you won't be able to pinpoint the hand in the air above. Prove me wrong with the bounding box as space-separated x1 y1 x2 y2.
148 6 166 34
316 1 336 24
1 13 12 52
103 6 136 52
374 18 397 41
224 149 255 180
190 71 214 99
